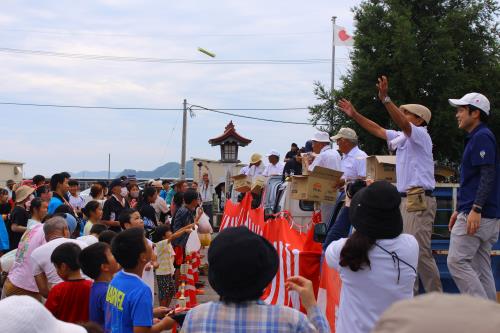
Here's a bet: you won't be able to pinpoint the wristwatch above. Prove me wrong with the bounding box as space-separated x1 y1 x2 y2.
382 96 391 104
472 205 482 214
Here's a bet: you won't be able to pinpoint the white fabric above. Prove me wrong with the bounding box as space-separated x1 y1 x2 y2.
325 234 419 333
340 146 368 181
241 163 266 180
308 146 342 172
142 239 155 299
68 195 85 210
76 235 99 246
386 124 435 192
263 162 285 177
30 238 88 285
0 295 87 333
199 182 214 203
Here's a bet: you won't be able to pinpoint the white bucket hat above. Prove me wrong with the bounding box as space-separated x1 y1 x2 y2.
265 149 280 157
0 296 87 333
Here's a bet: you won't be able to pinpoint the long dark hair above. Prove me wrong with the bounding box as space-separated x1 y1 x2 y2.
137 186 156 211
339 231 376 272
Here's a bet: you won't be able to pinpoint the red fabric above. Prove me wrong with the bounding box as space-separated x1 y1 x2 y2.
317 261 342 331
174 246 184 266
220 193 264 235
261 216 322 312
45 279 92 323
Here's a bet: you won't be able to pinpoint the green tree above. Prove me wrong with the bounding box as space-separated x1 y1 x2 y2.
309 0 500 166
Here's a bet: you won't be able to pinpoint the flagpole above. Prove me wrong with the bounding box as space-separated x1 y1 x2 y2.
331 16 337 92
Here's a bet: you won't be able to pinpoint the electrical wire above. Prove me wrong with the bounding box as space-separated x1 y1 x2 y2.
0 47 350 65
0 101 326 125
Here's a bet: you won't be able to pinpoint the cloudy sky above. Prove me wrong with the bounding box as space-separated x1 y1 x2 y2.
0 0 359 177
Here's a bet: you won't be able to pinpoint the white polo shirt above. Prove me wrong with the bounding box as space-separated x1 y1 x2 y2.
341 146 368 181
308 146 342 172
263 162 285 177
386 124 435 192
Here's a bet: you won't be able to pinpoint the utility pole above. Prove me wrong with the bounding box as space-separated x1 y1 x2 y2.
107 153 111 180
180 99 187 180
331 16 337 92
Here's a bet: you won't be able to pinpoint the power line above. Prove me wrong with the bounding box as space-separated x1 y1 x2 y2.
189 104 327 125
0 101 323 125
0 47 350 65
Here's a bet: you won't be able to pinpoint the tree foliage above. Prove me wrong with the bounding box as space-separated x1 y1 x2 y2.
309 0 500 166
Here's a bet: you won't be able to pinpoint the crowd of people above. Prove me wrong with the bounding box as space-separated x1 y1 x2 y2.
0 75 498 333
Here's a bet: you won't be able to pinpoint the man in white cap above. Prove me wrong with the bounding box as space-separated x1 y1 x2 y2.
447 92 500 300
331 127 368 185
263 149 285 176
308 131 341 226
338 75 442 295
240 153 265 180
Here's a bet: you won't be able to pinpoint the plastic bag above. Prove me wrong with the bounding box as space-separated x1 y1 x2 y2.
186 226 201 254
197 213 213 234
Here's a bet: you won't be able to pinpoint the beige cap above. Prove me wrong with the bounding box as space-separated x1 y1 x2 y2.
15 185 35 203
401 104 432 124
250 153 262 164
151 180 162 188
331 127 358 141
372 292 500 333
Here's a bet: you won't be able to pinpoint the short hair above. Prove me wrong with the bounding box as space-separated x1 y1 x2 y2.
82 200 100 218
291 143 298 148
173 192 184 207
89 184 103 199
50 173 68 191
346 138 359 146
43 216 68 240
98 230 117 244
32 175 45 185
29 197 44 214
51 242 81 271
118 208 137 229
184 189 199 205
111 228 147 269
61 172 71 179
191 181 198 186
162 179 170 186
152 224 172 243
68 179 79 187
468 105 489 124
90 224 107 236
79 242 110 279
54 204 73 216
0 188 8 196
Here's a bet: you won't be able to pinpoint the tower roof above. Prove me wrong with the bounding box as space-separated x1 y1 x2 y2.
208 121 252 146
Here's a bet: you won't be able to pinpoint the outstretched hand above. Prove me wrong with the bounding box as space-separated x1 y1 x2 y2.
285 276 316 310
376 75 389 101
338 99 357 118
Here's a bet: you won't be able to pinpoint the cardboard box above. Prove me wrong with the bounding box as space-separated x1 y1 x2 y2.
232 174 252 192
290 166 343 203
366 155 397 182
251 175 267 194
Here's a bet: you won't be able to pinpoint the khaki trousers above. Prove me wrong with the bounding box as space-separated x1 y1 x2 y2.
401 196 443 294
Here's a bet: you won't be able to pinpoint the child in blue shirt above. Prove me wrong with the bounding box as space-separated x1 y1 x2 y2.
80 242 121 331
106 228 175 333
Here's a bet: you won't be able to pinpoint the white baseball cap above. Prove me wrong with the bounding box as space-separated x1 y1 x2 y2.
311 131 331 143
0 296 87 333
265 149 280 157
449 93 490 115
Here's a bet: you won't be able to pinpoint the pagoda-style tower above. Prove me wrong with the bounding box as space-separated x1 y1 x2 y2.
208 121 251 163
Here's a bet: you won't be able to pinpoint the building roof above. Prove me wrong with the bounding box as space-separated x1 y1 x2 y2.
208 121 252 146
0 160 24 165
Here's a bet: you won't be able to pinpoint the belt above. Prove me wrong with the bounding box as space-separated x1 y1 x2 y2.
400 190 433 197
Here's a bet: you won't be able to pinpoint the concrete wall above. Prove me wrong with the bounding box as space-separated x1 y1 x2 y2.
0 162 24 187
192 158 245 186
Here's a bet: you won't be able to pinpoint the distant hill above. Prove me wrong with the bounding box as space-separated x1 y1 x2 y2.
73 160 194 179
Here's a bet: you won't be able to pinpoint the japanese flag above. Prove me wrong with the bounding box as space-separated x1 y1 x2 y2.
334 25 354 46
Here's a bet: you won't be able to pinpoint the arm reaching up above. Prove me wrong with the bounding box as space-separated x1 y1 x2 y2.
377 76 412 136
338 99 387 140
